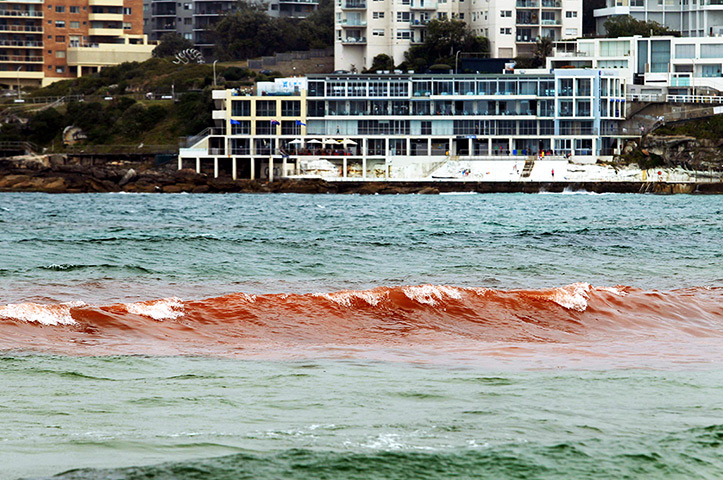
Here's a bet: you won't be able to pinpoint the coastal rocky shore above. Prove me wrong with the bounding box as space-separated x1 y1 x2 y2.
1 156 721 194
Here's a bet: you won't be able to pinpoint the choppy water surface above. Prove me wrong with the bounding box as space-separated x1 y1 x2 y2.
0 192 721 479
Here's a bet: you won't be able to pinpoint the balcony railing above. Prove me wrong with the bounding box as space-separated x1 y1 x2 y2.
541 0 562 7
0 25 43 33
0 9 43 17
516 0 539 6
541 19 560 25
0 54 42 62
342 36 367 44
340 20 367 26
342 1 366 8
0 39 42 47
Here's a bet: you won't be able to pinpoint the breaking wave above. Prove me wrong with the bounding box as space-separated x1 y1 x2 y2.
0 284 720 362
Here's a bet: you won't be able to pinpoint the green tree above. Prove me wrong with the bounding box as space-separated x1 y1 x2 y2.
402 19 489 72
27 108 63 145
365 54 395 73
603 15 679 37
153 33 195 58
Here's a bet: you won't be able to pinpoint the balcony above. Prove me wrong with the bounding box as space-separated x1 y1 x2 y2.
0 39 42 47
541 19 560 25
279 0 319 3
88 12 124 21
516 0 539 6
0 10 42 18
88 0 124 5
341 1 366 9
0 54 42 62
0 25 43 33
341 36 366 44
541 0 562 7
88 27 124 35
410 19 430 27
340 20 367 27
410 1 437 9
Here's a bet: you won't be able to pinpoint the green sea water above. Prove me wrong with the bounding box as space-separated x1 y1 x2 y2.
0 192 721 479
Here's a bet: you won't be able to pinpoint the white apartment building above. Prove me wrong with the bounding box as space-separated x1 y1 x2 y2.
548 35 723 94
335 0 582 71
594 0 723 37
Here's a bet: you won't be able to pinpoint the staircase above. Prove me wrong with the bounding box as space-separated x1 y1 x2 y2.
521 157 535 178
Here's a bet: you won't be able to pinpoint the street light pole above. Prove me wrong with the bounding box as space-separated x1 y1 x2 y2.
16 66 21 100
213 60 218 87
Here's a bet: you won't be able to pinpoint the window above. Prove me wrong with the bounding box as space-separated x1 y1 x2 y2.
184 18 192 25
255 121 276 135
565 11 577 17
256 100 276 117
600 40 630 56
183 33 192 40
500 27 511 34
397 12 410 22
70 21 79 28
124 7 132 14
183 3 192 10
459 13 464 19
55 21 65 28
56 66 65 73
123 22 131 29
373 11 384 18
281 100 301 117
500 10 511 17
232 100 251 116
55 6 65 12
56 50 66 58
372 29 384 36
564 28 578 36
396 29 412 39
55 35 65 42
675 44 695 59
69 6 79 13
700 44 723 58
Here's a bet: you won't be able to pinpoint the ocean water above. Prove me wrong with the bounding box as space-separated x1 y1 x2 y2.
0 192 721 479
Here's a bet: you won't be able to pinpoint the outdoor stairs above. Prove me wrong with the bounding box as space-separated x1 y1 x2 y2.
521 157 535 178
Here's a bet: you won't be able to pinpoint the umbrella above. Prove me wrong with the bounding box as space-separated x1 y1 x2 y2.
307 139 322 144
323 138 339 145
341 138 357 146
289 139 303 145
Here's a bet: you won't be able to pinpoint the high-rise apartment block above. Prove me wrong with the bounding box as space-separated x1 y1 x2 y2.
1 0 152 90
594 0 723 37
334 0 582 71
143 0 319 58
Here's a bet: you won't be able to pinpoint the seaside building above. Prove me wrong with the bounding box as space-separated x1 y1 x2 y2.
0 0 152 90
179 70 628 181
548 35 723 96
143 0 319 58
593 0 723 37
334 0 582 71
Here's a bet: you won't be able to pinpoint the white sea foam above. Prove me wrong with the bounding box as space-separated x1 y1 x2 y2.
402 285 463 306
126 297 185 321
549 283 592 312
598 286 628 296
320 290 387 307
0 301 85 326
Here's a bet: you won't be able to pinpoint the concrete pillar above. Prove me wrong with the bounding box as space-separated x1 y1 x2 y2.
213 158 218 178
362 157 367 179
178 155 182 170
250 158 255 180
282 157 287 178
195 158 200 174
343 158 347 178
232 157 237 180
269 157 274 182
295 158 299 175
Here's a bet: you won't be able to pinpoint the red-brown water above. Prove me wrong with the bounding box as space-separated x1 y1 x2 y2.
2 283 721 366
